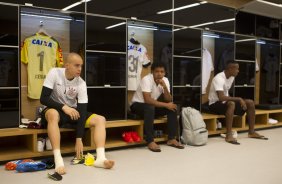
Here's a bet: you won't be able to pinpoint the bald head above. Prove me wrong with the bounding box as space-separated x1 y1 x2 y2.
64 52 83 79
65 52 83 64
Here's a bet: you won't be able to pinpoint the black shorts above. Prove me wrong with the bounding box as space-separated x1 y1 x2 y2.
40 108 93 129
209 101 246 116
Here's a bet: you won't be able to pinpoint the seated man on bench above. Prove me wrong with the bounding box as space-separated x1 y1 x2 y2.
40 53 114 175
130 61 184 152
208 60 268 145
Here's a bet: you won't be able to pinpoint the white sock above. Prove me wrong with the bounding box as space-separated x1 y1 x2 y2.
53 149 64 169
94 147 107 168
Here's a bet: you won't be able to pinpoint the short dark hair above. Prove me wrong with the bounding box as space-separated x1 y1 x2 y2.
225 60 239 69
151 62 166 71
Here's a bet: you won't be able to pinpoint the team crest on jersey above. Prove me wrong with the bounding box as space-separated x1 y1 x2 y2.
32 39 53 48
128 45 142 52
66 87 77 99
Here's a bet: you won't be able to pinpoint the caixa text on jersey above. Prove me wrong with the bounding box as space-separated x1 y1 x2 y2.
35 74 46 79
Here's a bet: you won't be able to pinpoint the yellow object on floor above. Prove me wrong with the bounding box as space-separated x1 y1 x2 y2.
84 153 95 166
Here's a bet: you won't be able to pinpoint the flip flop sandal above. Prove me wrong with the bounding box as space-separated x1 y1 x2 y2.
148 147 161 152
48 172 63 181
249 136 268 140
226 140 240 145
167 144 185 149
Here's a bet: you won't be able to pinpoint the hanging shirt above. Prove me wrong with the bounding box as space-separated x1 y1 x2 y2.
201 48 214 94
21 33 63 99
127 40 150 91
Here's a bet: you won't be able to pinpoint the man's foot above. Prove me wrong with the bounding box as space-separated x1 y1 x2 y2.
103 160 115 169
248 132 268 140
167 139 184 149
147 142 161 152
225 135 240 145
55 166 66 175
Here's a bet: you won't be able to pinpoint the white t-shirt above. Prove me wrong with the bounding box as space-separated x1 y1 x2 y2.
43 68 88 108
131 74 170 104
128 41 150 91
201 48 214 94
208 71 234 105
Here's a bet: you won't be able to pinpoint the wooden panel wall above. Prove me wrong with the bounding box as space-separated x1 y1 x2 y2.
21 16 70 120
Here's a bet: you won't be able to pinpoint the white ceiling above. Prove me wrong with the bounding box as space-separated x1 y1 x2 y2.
240 0 282 19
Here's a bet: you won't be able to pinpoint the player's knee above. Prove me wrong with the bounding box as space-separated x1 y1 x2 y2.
46 109 60 123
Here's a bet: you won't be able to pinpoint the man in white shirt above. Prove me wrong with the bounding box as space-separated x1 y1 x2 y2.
130 62 184 152
208 60 268 145
40 53 114 175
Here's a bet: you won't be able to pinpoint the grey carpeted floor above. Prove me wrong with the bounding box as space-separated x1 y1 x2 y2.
1 128 282 184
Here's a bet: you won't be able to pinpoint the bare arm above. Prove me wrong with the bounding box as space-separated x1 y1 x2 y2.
157 79 172 102
143 92 176 111
217 91 246 110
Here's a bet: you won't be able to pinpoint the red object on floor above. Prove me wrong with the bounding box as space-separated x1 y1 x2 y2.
5 159 34 170
122 132 134 143
131 131 141 142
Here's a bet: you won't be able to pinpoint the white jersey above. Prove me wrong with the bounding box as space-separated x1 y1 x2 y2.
201 48 214 94
43 68 88 108
131 74 170 105
208 71 234 105
127 41 150 91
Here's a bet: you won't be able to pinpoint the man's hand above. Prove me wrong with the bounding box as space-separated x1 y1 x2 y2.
165 102 177 111
75 138 83 159
239 98 247 110
62 105 80 120
157 79 167 89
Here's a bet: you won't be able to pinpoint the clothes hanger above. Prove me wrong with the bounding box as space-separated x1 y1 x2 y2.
37 21 50 36
129 31 140 45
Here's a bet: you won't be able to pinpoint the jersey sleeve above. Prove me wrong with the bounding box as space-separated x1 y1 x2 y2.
77 80 88 103
142 46 151 66
43 68 56 89
56 42 64 67
21 39 29 64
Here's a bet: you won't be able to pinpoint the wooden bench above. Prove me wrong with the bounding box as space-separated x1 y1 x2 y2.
0 118 168 162
201 109 282 135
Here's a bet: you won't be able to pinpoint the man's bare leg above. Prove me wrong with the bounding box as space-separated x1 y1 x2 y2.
89 115 114 169
46 109 66 174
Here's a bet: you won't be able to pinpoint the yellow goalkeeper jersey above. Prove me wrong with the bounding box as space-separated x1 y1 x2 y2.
21 33 63 99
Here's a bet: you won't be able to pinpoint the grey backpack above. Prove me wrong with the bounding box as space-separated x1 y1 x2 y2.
181 107 208 146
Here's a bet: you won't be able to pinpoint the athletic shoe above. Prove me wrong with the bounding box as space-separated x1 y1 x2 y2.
45 137 52 150
154 130 163 138
37 138 45 152
71 156 85 165
269 118 278 124
122 132 134 143
16 161 46 172
130 131 141 142
5 159 34 171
